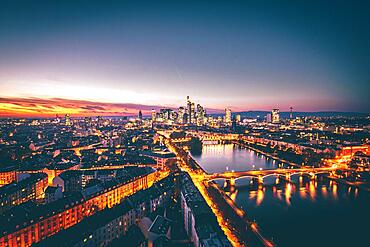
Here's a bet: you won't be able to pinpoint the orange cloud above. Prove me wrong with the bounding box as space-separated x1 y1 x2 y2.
0 97 168 118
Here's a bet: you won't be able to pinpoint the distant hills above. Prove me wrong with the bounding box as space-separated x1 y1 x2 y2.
211 111 369 119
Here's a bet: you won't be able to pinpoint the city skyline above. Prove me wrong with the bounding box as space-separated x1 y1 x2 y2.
1 95 368 118
0 1 369 247
1 1 370 116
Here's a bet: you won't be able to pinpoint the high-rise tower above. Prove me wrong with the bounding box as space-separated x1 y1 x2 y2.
272 109 280 123
65 114 71 126
187 96 192 124
225 108 232 124
151 109 156 122
178 107 185 124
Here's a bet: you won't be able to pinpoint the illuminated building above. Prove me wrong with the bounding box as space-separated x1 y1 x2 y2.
141 151 176 170
196 104 206 126
235 114 241 123
53 168 145 193
151 109 156 123
225 108 232 124
266 113 272 123
290 107 293 119
35 174 174 247
178 107 185 124
35 200 136 247
180 174 231 246
170 111 178 122
0 169 17 187
0 173 48 213
338 144 369 157
0 167 160 247
159 109 173 122
183 96 207 125
272 109 280 123
187 96 192 124
65 114 71 126
190 102 195 124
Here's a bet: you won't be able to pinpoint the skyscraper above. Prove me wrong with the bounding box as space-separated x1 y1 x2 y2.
138 110 143 120
178 107 185 124
196 104 205 126
266 113 272 123
187 96 192 124
65 114 71 126
225 108 232 124
272 109 280 123
151 109 156 122
190 102 195 124
290 107 293 119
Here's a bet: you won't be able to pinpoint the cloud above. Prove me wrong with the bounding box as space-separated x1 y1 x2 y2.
80 105 107 111
0 96 224 118
0 97 170 117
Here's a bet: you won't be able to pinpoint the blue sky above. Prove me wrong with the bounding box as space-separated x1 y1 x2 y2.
0 0 369 115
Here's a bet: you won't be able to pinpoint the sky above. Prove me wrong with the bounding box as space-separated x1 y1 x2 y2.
0 0 369 117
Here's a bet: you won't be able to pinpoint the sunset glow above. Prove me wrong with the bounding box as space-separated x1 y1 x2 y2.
0 97 164 117
0 1 369 117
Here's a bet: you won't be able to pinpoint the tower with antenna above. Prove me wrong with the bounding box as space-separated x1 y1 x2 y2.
290 107 293 119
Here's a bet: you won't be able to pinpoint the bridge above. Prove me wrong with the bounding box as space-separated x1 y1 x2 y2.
164 133 356 246
165 137 274 246
202 167 345 190
205 167 340 182
187 131 239 142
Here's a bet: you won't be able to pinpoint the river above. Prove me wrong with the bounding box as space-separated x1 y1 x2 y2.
192 143 370 247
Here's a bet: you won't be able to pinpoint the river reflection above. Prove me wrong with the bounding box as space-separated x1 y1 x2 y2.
226 176 370 247
194 144 370 247
228 176 344 206
192 143 276 173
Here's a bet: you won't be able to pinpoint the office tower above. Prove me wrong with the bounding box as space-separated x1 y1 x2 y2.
196 104 205 126
65 114 71 126
171 111 178 122
235 114 241 123
208 115 213 124
151 109 156 122
232 119 237 131
178 107 185 124
290 107 293 119
225 108 232 124
266 113 272 123
190 102 195 124
160 109 172 121
187 96 192 124
272 109 280 123
138 110 143 120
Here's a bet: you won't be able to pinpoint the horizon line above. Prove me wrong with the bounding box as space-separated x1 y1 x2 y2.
0 96 368 118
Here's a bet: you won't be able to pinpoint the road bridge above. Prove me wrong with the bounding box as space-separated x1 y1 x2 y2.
187 131 239 142
205 167 340 181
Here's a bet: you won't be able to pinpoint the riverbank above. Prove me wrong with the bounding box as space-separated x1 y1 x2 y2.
234 141 301 168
